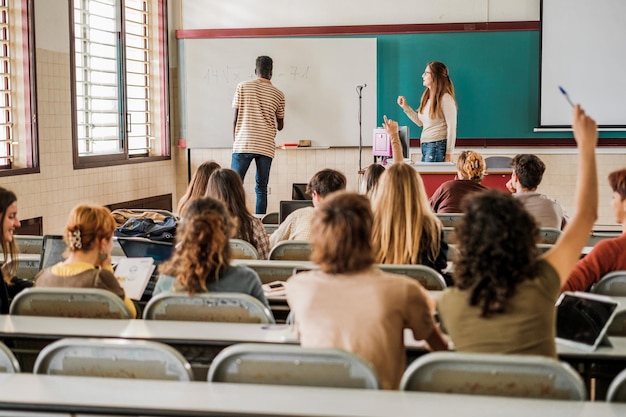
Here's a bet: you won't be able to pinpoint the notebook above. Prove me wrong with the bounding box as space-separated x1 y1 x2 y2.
117 237 174 300
556 291 619 352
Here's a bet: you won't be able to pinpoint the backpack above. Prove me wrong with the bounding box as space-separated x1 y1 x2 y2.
114 216 177 242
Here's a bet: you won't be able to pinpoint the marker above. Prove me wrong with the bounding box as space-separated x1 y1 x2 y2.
558 86 575 108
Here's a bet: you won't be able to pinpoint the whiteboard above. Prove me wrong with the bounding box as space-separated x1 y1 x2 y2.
540 0 626 127
179 38 377 148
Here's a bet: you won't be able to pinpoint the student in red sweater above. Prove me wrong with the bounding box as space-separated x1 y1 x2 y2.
563 168 626 292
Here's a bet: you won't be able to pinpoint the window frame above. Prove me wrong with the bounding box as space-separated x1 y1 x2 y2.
69 0 170 170
0 0 39 178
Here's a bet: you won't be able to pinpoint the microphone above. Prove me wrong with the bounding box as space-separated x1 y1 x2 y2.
356 83 367 89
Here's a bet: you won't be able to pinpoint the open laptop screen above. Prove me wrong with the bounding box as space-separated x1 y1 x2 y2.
556 292 619 351
116 237 173 267
39 235 67 270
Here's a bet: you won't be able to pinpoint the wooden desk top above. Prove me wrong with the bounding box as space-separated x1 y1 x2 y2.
0 373 623 417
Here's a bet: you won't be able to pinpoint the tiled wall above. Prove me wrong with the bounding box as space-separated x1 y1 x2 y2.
1 49 177 234
178 146 625 226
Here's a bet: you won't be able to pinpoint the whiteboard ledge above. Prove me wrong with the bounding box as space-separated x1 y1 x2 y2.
534 127 626 132
277 146 330 150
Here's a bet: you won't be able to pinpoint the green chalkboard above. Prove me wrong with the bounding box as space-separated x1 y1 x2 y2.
375 30 621 141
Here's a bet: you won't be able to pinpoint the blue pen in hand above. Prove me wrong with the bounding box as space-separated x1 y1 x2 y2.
558 86 575 108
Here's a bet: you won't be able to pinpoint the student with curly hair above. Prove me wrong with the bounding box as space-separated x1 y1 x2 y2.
429 150 487 213
35 204 137 317
371 117 447 275
286 192 448 390
437 105 598 357
206 168 270 260
563 168 626 292
176 160 221 215
153 196 270 310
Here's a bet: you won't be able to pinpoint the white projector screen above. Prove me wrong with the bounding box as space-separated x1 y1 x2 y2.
540 0 626 127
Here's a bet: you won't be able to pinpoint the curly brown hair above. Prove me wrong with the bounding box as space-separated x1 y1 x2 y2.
159 197 234 295
454 190 540 317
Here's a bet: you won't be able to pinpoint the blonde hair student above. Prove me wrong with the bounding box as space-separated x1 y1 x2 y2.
176 160 221 215
429 150 488 213
34 204 137 317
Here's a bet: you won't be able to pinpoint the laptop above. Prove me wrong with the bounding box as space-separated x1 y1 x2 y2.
116 237 174 301
556 291 619 352
279 200 313 223
39 235 67 271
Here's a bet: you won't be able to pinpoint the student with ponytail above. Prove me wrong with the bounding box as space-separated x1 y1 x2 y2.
429 150 488 213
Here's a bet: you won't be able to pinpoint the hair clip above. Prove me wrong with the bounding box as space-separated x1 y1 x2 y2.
69 229 82 249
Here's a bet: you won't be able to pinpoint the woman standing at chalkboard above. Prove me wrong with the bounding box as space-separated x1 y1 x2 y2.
397 61 457 162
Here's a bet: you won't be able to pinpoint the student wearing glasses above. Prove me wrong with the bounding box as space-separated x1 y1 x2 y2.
397 61 457 162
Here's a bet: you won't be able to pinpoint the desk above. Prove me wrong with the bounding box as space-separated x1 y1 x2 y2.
0 374 624 417
412 162 511 197
0 316 298 377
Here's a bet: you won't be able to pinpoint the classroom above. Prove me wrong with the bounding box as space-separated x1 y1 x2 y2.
0 0 625 415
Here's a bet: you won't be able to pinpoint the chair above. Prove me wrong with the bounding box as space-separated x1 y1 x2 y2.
0 341 21 373
208 343 380 389
400 351 586 401
9 287 132 319
607 368 626 402
261 212 279 224
484 156 512 169
14 235 44 254
591 271 626 296
233 259 314 284
442 227 457 245
4 254 40 280
377 264 446 290
538 227 562 244
268 240 312 261
607 309 626 336
33 338 193 381
537 243 554 254
435 213 464 227
143 292 275 324
230 239 259 260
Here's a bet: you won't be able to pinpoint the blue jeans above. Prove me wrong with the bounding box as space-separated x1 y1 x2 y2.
421 139 447 162
231 153 273 214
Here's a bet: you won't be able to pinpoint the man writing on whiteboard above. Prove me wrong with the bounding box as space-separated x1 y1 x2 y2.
231 55 286 214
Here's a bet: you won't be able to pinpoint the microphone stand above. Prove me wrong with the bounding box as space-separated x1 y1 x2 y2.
356 85 365 174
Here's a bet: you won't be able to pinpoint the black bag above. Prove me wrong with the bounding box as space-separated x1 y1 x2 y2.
114 216 177 242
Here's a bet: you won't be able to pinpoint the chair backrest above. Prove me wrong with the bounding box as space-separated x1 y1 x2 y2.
143 292 275 323
14 235 44 254
607 309 626 336
268 240 312 261
538 227 562 244
435 213 464 227
9 287 132 319
0 341 21 373
208 343 380 389
33 338 193 381
233 259 314 284
229 239 259 260
261 212 279 225
536 243 554 254
591 270 626 296
442 227 457 245
377 264 447 290
484 156 513 169
607 368 626 402
400 351 586 401
4 254 40 280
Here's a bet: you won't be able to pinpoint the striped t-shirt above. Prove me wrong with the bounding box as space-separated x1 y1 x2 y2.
232 78 285 158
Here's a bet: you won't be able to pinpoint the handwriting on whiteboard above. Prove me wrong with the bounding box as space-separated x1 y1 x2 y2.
203 65 311 85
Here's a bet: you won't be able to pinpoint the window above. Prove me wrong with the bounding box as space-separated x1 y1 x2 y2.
71 0 169 168
0 0 38 176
